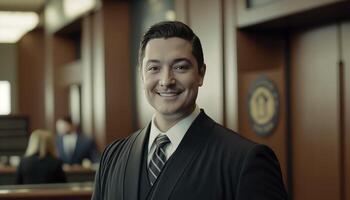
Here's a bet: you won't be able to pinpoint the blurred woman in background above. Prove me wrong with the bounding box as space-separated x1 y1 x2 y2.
16 129 66 184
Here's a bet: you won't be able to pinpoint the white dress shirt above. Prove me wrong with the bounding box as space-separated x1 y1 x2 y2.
63 133 77 157
147 105 200 165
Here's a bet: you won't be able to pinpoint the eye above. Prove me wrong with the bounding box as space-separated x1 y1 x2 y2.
147 65 160 73
173 64 190 72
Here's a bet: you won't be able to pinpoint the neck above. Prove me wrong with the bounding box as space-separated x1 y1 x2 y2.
154 105 195 132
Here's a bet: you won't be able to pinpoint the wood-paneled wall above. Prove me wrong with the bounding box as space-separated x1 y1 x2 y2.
101 1 133 145
236 31 288 187
18 29 45 132
52 35 80 123
290 24 341 200
236 1 350 199
43 0 133 149
341 21 350 200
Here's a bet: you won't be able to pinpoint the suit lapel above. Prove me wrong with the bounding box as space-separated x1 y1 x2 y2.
124 124 150 200
71 134 81 162
148 111 215 200
57 136 68 162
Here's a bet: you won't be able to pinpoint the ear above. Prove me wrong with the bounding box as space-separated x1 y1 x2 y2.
198 64 206 86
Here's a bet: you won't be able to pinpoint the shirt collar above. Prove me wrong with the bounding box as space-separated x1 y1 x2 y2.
63 132 77 139
148 105 200 152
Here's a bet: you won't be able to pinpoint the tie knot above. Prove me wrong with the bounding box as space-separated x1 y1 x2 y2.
155 134 170 147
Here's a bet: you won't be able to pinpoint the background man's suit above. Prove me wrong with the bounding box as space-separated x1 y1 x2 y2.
92 110 287 200
56 134 100 165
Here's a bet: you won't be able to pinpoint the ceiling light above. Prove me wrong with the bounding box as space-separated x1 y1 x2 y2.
63 0 96 19
0 11 39 43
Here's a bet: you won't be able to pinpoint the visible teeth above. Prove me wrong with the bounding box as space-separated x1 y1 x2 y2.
159 93 177 97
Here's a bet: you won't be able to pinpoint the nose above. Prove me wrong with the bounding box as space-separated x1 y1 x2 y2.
159 68 175 87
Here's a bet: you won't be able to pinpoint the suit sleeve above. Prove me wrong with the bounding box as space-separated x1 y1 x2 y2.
91 143 109 200
91 140 121 200
91 163 102 200
235 145 288 200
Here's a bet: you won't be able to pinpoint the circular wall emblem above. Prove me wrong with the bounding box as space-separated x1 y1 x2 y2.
248 75 279 137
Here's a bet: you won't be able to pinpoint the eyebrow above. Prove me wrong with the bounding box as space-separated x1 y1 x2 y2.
144 58 193 66
145 59 161 66
171 58 192 65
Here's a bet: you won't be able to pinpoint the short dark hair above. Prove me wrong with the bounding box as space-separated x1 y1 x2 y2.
61 116 73 124
138 21 204 71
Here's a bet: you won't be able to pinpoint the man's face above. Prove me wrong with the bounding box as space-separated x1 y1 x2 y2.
56 120 72 135
141 37 205 119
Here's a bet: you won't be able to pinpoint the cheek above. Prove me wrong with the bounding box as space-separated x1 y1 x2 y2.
180 76 202 89
143 77 157 92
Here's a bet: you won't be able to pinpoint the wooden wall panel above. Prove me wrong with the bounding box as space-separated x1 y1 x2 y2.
237 31 285 70
44 1 132 149
44 28 79 132
52 36 79 124
237 31 288 186
18 29 45 132
102 2 133 144
290 24 340 200
341 21 350 200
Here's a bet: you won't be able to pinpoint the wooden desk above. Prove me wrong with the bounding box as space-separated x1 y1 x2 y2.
0 165 96 185
0 182 92 200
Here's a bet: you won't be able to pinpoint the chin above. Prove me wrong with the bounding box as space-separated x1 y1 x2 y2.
156 104 194 117
156 107 179 116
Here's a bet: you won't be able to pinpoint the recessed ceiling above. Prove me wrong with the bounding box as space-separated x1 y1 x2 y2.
0 0 46 12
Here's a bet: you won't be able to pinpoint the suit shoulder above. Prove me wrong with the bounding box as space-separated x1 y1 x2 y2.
211 122 258 150
199 113 256 149
209 123 281 172
211 123 280 166
99 129 143 166
210 123 281 161
103 129 142 153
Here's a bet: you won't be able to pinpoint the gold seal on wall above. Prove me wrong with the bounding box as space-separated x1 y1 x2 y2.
248 75 279 136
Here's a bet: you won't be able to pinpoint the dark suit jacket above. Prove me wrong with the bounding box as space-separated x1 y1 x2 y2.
57 134 100 165
16 154 66 184
92 111 287 200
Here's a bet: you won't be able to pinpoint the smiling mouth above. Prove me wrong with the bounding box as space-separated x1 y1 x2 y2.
157 91 181 97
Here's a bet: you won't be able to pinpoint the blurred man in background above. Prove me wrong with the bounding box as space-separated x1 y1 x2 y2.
56 117 100 166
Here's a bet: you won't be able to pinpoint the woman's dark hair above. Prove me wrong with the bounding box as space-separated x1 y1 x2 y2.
138 21 204 71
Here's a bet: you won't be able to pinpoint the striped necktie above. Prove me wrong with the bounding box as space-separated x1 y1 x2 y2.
148 134 171 186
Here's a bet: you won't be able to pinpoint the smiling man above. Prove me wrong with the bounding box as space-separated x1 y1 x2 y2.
142 36 205 131
92 21 287 200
